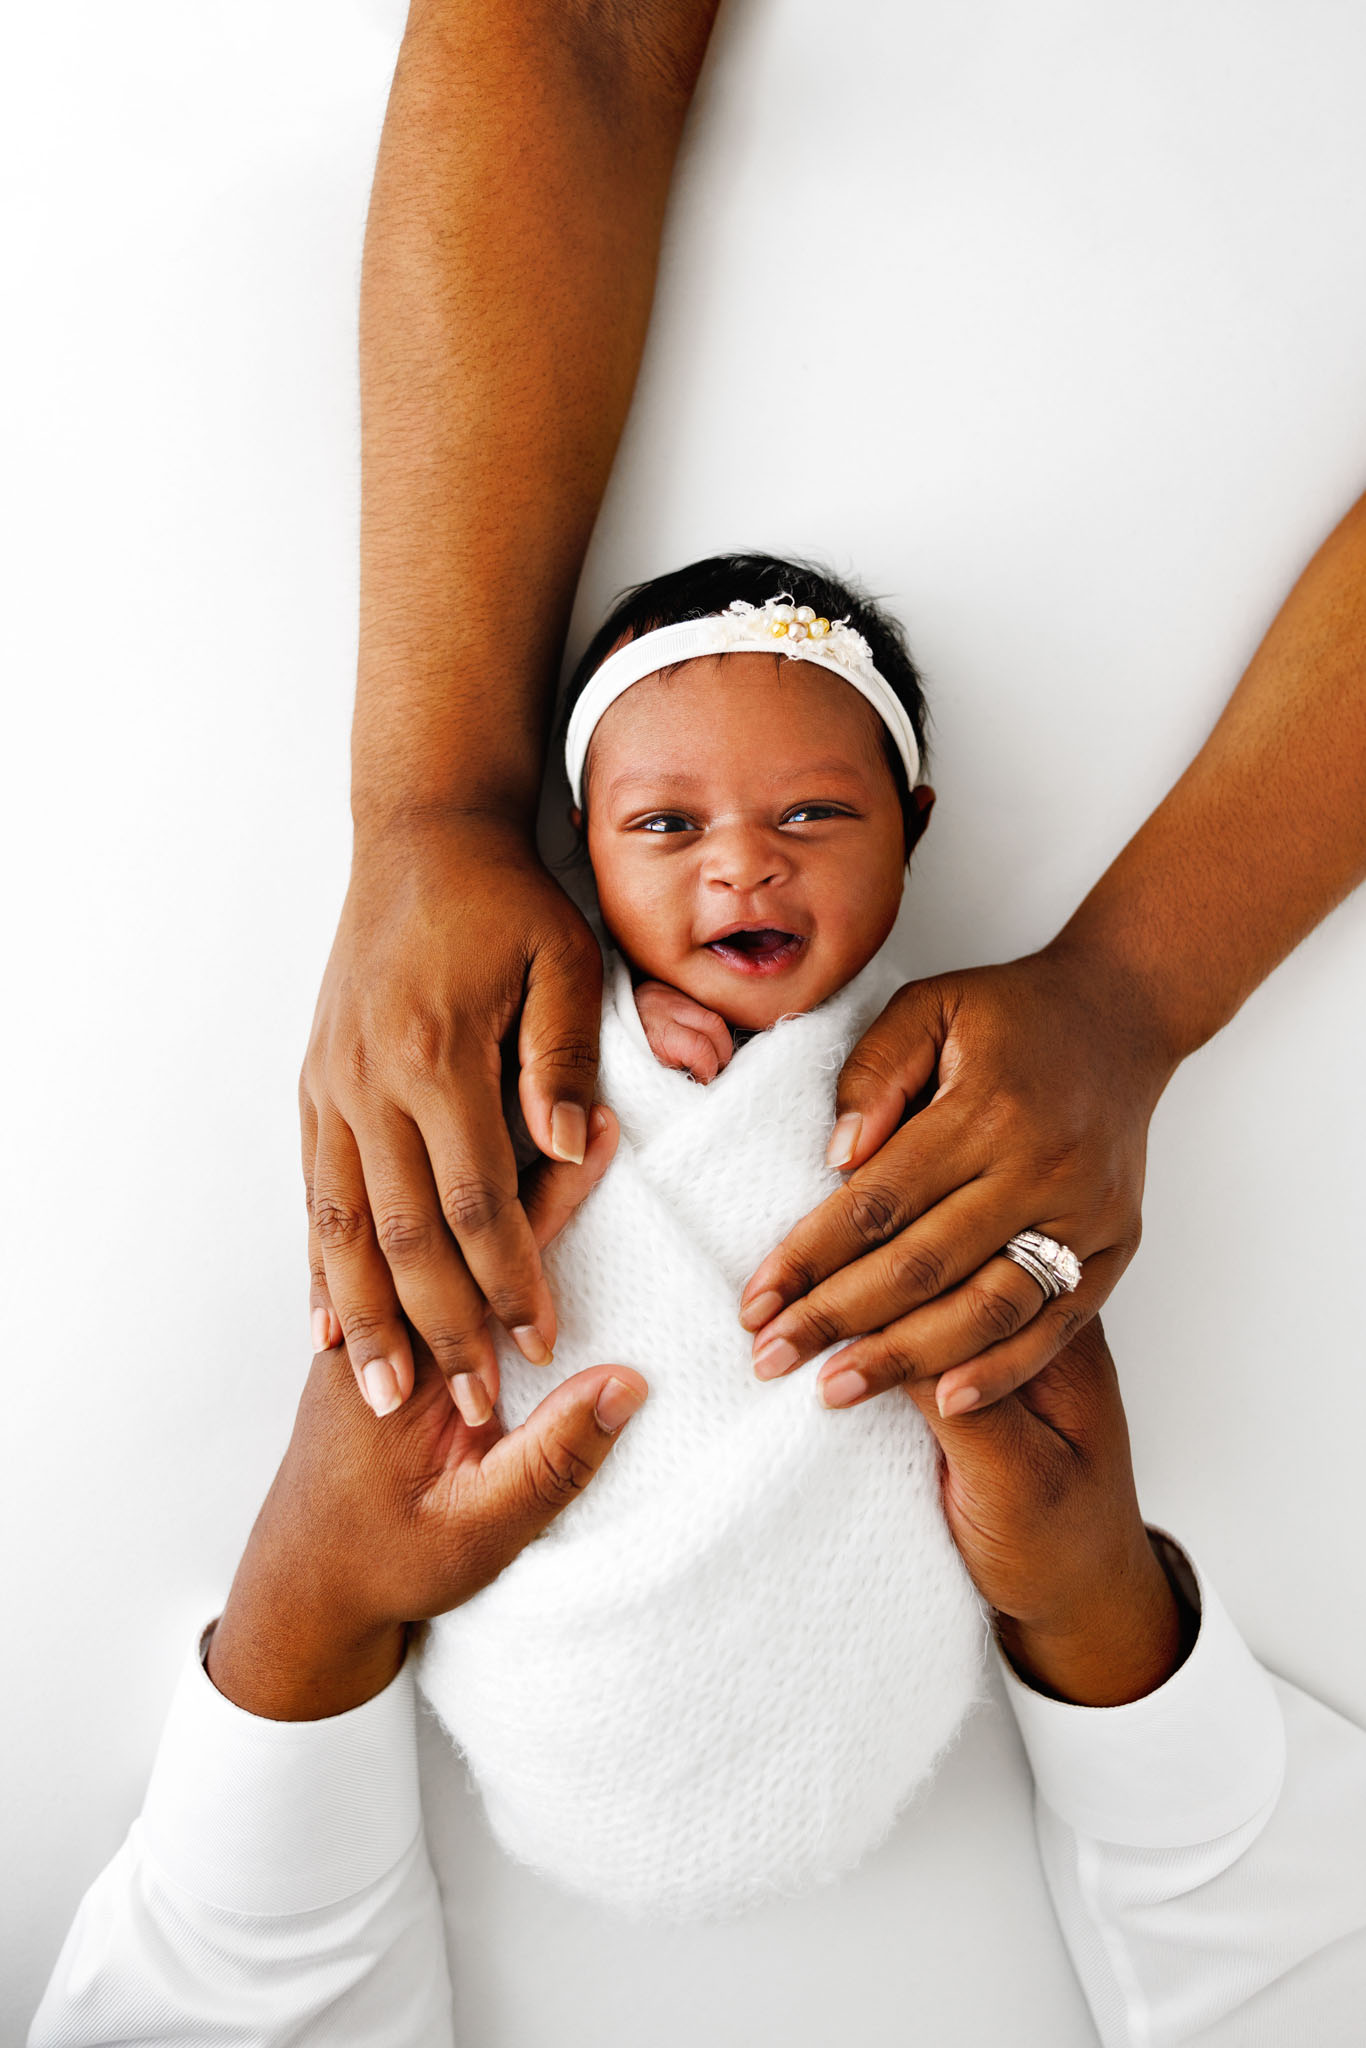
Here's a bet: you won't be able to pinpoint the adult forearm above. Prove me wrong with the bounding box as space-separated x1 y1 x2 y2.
354 0 718 837
1048 488 1366 1067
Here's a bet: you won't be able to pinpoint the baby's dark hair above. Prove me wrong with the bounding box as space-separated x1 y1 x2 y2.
560 553 930 835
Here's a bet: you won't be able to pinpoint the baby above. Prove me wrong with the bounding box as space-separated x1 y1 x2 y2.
564 550 934 1076
419 554 986 1921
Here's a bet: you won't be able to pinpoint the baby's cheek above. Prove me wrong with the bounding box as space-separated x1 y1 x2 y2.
594 863 690 984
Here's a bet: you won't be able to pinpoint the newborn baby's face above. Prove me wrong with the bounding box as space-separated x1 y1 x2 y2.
580 653 920 1031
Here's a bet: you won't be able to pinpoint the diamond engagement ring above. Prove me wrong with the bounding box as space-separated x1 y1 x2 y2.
1001 1229 1083 1302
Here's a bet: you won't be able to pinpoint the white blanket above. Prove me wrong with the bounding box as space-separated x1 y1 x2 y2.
418 949 986 1921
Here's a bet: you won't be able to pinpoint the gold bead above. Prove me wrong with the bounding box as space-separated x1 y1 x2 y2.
770 618 789 636
809 617 831 638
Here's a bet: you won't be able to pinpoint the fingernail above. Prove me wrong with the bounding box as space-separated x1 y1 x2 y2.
739 1289 784 1334
826 1113 863 1170
361 1358 402 1417
820 1367 868 1409
511 1324 552 1366
550 1101 587 1165
311 1307 330 1355
595 1376 646 1432
752 1335 800 1380
452 1373 493 1426
938 1383 981 1419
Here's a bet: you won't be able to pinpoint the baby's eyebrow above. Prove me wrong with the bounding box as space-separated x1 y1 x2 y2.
601 760 870 804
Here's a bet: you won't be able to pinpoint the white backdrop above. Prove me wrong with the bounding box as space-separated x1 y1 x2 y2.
5 0 1366 2038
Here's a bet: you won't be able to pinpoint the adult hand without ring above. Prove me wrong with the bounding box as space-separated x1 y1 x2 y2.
300 815 603 1415
206 1323 647 1722
904 1317 1185 1707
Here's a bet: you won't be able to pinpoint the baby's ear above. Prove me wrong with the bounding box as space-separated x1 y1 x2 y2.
904 784 935 862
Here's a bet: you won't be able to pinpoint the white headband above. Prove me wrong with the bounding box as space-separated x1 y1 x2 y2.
563 597 921 808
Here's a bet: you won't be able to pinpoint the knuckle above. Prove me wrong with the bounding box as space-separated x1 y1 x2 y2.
1049 1301 1090 1351
965 1283 1028 1344
337 1307 388 1354
843 1181 902 1248
842 1038 903 1093
426 1324 487 1368
865 1339 918 1386
886 1237 949 1301
525 1435 594 1514
313 1195 371 1251
533 1035 599 1082
343 1036 378 1092
374 1208 437 1264
764 1244 819 1300
395 1013 447 1081
439 1172 511 1238
793 1300 843 1352
480 1276 539 1329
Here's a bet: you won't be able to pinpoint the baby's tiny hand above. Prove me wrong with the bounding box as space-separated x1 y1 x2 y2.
634 980 734 1083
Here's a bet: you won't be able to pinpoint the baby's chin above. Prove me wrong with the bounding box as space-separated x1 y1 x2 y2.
669 933 849 1033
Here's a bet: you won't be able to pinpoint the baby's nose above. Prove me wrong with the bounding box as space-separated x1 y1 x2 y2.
702 822 792 891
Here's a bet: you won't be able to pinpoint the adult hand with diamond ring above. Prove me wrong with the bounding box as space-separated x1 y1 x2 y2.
742 487 1366 1414
742 949 1164 1416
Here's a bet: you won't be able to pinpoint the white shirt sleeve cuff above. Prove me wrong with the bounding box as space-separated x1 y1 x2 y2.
138 1624 426 1915
1000 1531 1286 1848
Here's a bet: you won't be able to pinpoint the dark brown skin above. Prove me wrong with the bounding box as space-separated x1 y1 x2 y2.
907 1318 1184 1706
211 1110 647 1720
302 0 1366 1427
300 1 722 1422
209 1291 1182 1722
739 488 1366 1413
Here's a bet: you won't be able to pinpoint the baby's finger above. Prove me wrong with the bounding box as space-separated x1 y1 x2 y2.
657 1018 726 1081
522 1106 620 1252
673 1000 733 1074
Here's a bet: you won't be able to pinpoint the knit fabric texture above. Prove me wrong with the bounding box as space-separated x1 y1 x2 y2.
418 947 987 1921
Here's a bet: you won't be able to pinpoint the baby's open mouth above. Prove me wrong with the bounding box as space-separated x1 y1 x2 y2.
704 926 807 974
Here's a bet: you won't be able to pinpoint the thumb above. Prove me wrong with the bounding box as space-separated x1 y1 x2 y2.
518 934 603 1167
827 978 950 1171
475 1366 647 1565
522 1106 619 1250
904 1372 1029 1485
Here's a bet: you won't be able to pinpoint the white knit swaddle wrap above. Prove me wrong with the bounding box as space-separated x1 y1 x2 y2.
418 949 987 1921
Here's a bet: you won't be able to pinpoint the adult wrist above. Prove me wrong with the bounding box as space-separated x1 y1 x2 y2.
996 1531 1189 1708
207 1575 408 1723
350 794 540 862
1033 927 1192 1092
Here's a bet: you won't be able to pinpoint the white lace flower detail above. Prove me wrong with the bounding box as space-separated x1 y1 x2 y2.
714 595 879 681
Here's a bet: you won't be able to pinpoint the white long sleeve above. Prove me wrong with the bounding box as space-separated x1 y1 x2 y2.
1003 1538 1366 2045
27 1641 453 2048
30 1548 1366 2048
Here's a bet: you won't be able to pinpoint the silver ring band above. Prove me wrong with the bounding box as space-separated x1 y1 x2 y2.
1001 1229 1083 1302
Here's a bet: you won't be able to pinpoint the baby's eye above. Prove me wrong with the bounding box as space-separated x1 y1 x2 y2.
638 813 696 834
783 803 849 825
